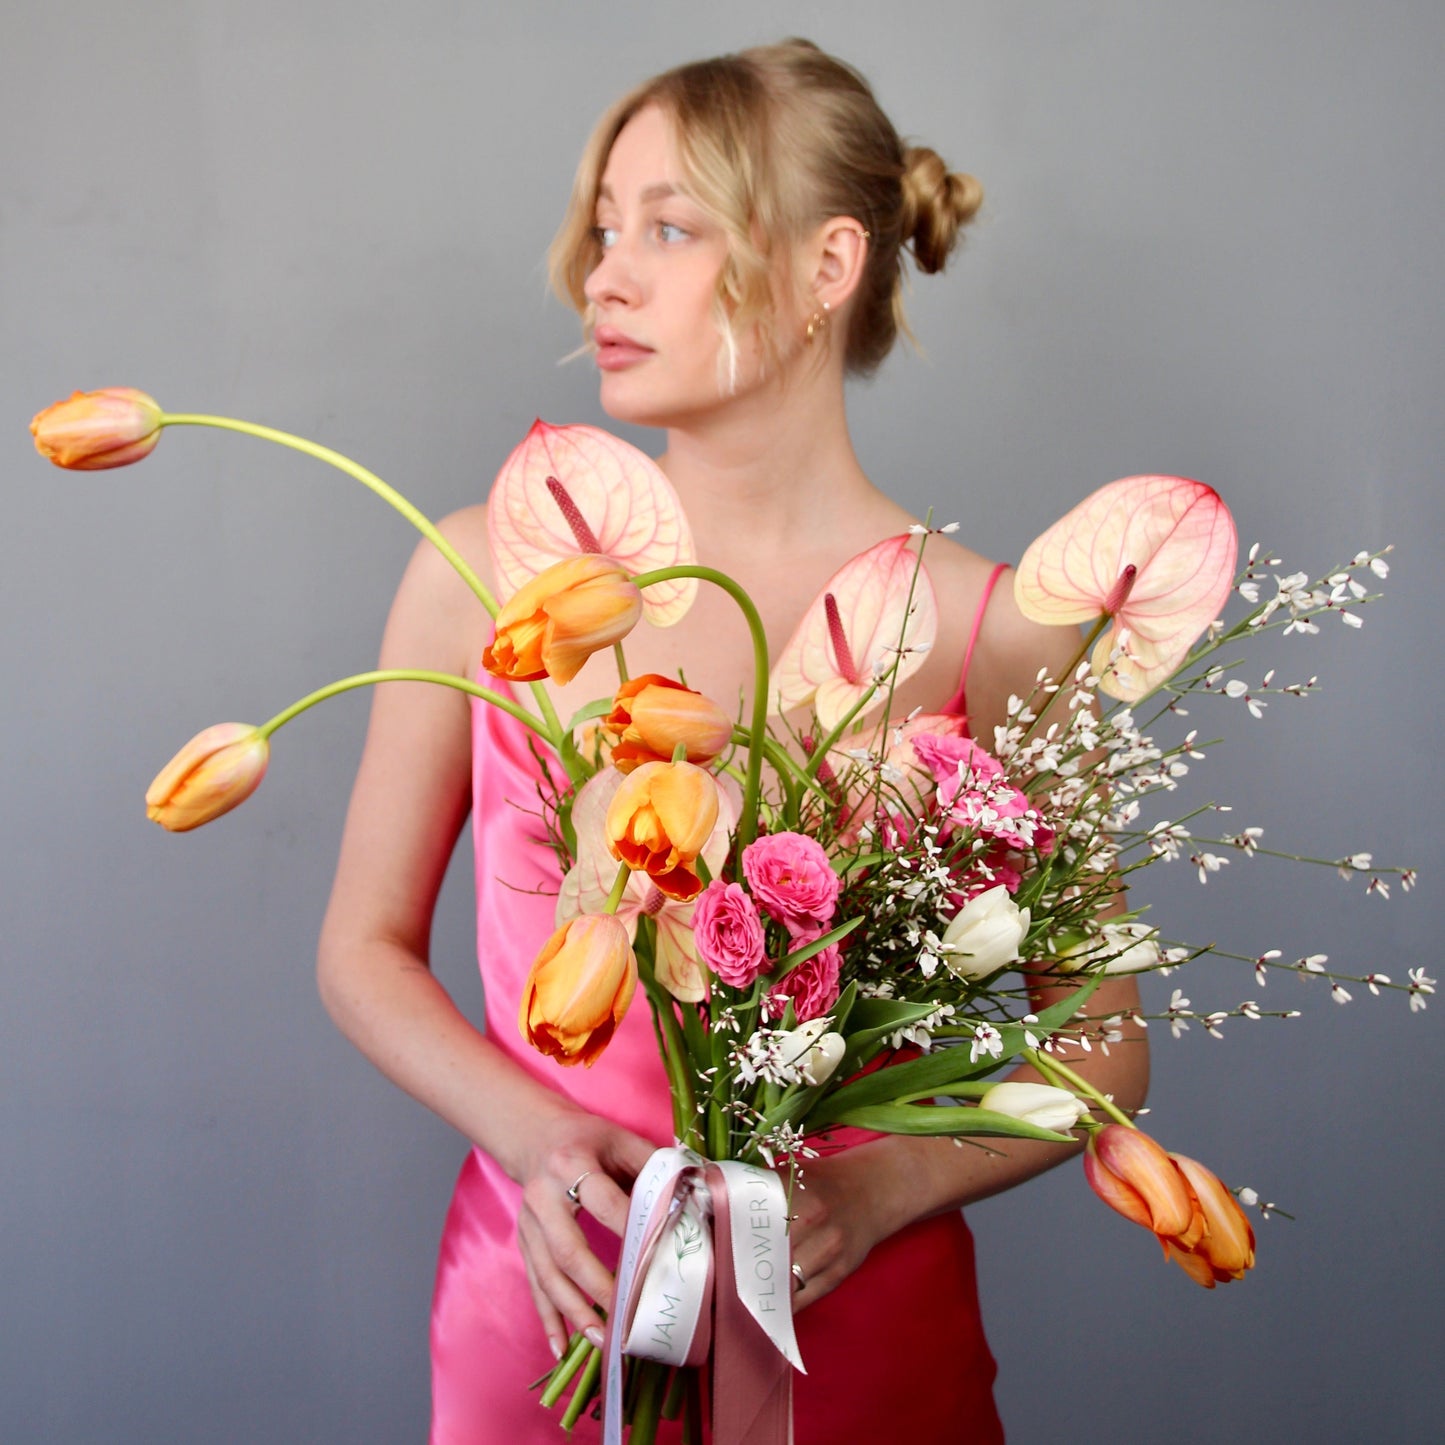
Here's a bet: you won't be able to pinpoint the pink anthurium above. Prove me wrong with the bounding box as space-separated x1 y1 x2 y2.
1014 475 1237 701
557 766 738 1002
770 536 938 730
487 420 697 626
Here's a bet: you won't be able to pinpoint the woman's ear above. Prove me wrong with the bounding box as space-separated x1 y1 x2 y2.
806 218 870 314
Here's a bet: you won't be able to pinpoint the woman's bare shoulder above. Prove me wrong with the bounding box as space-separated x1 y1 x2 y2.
919 533 1081 735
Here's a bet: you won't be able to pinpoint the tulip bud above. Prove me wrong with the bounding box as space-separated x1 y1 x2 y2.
939 885 1030 980
1167 1153 1257 1286
145 723 270 832
979 1081 1087 1132
778 1017 846 1086
483 554 642 685
1085 1124 1202 1243
605 760 720 902
518 914 637 1067
31 387 164 470
603 674 733 773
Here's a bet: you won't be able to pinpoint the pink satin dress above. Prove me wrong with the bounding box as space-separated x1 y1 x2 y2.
429 567 1010 1444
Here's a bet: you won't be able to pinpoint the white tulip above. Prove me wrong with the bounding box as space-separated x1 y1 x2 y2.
1059 921 1160 975
778 1017 847 1086
978 1081 1087 1131
939 886 1030 980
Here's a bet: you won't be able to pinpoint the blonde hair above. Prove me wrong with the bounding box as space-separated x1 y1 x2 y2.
549 38 983 377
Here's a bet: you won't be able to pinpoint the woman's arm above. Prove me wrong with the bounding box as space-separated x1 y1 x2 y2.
316 510 654 1357
788 576 1151 1306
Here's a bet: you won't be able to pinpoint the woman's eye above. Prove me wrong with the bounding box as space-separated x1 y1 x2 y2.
594 225 620 250
657 221 690 243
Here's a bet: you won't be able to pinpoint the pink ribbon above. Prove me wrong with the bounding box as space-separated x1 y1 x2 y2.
602 1148 800 1445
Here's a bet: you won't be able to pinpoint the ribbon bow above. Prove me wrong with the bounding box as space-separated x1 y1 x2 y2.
603 1146 805 1445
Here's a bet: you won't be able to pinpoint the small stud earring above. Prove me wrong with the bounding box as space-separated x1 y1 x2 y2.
805 299 831 344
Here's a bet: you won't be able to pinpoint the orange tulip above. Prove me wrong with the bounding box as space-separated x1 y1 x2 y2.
31 387 164 470
605 761 720 902
1014 475 1237 701
482 554 642 685
1084 1124 1204 1249
518 914 637 1067
603 674 733 773
145 723 269 832
1166 1153 1257 1287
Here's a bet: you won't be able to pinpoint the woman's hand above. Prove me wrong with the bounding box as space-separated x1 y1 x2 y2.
515 1107 659 1359
781 1143 904 1314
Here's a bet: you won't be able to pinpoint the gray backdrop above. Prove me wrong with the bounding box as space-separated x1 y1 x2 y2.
4 2 1440 1440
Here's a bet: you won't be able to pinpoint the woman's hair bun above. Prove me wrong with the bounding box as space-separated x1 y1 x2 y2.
899 146 983 274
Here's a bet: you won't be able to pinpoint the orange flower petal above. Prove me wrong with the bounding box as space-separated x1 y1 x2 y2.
145 723 269 832
770 536 938 729
487 420 697 626
1089 1125 1198 1238
31 387 163 470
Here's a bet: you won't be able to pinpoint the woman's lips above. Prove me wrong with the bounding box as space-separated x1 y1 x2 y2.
594 326 653 370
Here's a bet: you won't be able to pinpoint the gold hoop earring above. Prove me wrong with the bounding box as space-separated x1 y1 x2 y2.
805 300 831 344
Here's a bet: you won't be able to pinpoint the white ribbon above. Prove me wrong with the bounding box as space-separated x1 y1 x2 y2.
603 1147 806 1445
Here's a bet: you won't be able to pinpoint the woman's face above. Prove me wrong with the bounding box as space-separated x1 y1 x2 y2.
584 106 758 428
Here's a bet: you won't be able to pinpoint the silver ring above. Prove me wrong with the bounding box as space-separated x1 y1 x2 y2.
565 1171 593 1209
791 1263 806 1293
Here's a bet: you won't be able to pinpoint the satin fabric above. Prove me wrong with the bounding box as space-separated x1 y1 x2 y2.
430 666 1004 1443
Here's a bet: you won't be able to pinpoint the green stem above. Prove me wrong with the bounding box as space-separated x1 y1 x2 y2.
637 947 701 1151
163 414 499 614
558 1343 603 1431
634 565 770 851
1022 614 1111 743
613 641 630 685
802 683 879 781
160 412 564 741
539 1335 594 1409
257 668 553 741
1025 1048 1134 1128
602 862 632 915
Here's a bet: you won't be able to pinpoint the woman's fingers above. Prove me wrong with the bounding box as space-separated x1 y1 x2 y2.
518 1204 610 1342
521 1251 570 1360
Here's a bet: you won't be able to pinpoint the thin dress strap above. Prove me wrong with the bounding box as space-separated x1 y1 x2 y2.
942 561 1010 718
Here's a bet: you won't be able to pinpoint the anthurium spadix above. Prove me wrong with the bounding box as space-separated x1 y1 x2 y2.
770 535 939 730
487 420 697 626
1014 475 1238 701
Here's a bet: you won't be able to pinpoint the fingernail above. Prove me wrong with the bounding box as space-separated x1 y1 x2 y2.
549 1335 563 1361
585 1326 604 1349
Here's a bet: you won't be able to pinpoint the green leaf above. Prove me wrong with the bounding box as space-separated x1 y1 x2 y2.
823 1101 1076 1143
808 1044 995 1126
565 697 614 733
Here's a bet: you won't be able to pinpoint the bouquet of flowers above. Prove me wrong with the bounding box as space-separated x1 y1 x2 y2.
32 390 1422 1445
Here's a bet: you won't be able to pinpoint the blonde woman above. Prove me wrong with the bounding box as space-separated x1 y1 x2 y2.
319 39 1148 1443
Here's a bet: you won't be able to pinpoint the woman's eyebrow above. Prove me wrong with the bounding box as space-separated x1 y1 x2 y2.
596 182 680 204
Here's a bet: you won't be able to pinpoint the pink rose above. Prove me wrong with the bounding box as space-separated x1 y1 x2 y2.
691 880 768 988
911 733 1006 788
741 832 840 933
768 943 841 1023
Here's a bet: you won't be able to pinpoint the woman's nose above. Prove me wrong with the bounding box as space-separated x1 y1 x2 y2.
584 236 642 309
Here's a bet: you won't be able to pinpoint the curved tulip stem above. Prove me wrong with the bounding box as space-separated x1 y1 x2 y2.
632 564 770 852
258 669 553 742
159 413 565 743
1025 1047 1135 1129
613 641 630 685
160 414 499 614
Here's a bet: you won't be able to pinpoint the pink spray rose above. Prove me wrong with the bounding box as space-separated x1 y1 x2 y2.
741 832 841 934
913 733 1054 854
768 942 842 1024
691 880 768 988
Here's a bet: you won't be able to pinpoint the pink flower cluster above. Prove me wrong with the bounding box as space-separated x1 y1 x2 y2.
690 832 843 1021
912 733 1055 856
